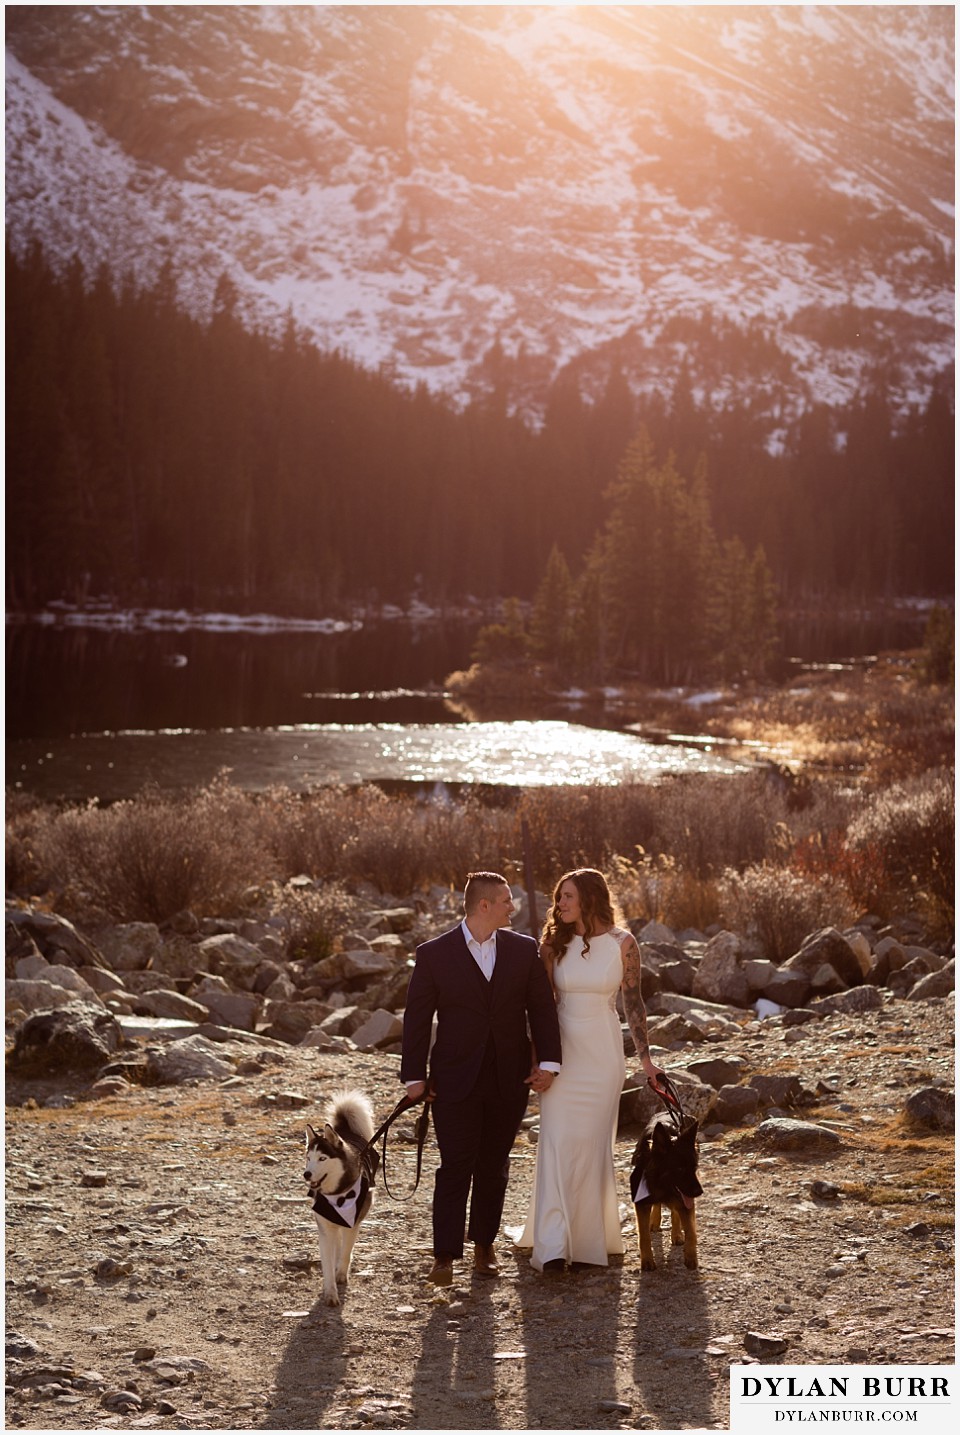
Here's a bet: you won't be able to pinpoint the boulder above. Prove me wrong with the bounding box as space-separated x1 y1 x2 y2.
366 907 417 935
7 908 108 970
5 978 104 1017
350 1009 404 1051
252 961 286 994
260 998 333 1045
318 1005 371 1037
743 958 778 992
685 1056 749 1088
907 963 955 1000
749 1073 802 1108
197 933 263 989
714 1084 761 1124
95 922 165 972
78 966 127 994
262 973 297 1002
363 964 415 1013
656 958 695 995
754 1117 841 1151
809 985 884 1017
14 953 49 979
192 989 261 1031
149 935 209 980
635 920 680 947
145 1036 235 1084
135 989 210 1024
299 1028 353 1052
783 928 864 988
691 931 750 1007
762 968 812 1008
905 1086 954 1132
7 1005 125 1075
808 963 849 995
841 928 873 976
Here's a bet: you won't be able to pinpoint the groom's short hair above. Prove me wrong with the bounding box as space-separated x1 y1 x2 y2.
464 871 508 913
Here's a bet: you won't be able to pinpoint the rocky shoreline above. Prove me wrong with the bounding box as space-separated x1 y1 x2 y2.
5 884 956 1431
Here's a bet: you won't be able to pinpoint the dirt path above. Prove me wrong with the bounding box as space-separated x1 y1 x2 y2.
5 996 954 1432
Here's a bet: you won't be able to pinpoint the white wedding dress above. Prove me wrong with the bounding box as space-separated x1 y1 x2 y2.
520 930 626 1270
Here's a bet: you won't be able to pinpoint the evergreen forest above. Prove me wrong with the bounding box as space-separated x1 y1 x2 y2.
6 241 954 655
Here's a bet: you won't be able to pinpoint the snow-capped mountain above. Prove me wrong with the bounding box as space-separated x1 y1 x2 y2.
5 4 954 423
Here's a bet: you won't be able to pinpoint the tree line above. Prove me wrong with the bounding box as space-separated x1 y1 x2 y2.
6 240 954 644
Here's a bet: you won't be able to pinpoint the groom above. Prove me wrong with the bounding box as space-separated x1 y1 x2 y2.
401 871 562 1285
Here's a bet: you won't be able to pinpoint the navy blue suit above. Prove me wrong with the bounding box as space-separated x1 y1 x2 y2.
401 924 562 1258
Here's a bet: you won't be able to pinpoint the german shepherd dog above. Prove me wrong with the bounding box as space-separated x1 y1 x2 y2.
303 1090 377 1306
630 1113 703 1271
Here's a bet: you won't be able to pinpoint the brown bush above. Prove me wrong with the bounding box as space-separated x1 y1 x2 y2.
717 863 856 962
28 777 276 925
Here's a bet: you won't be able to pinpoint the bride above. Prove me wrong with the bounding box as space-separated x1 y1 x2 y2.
520 867 665 1274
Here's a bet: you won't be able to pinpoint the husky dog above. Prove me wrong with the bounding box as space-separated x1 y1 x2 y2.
630 1113 704 1272
303 1090 377 1307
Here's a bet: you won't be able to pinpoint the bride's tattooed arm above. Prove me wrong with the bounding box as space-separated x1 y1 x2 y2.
620 931 662 1081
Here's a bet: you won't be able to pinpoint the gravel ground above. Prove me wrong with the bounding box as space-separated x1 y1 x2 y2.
4 994 954 1432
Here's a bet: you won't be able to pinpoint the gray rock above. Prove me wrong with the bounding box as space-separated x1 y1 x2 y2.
749 1073 802 1108
7 908 108 969
755 1117 841 1150
351 1009 404 1050
905 1086 954 1132
77 966 127 993
686 1056 749 1088
783 927 865 988
714 1084 760 1123
762 968 812 1007
5 977 104 1016
907 963 955 1000
7 1005 124 1074
367 907 418 934
636 919 680 946
197 933 263 988
809 985 883 1017
192 988 261 1031
95 922 165 972
692 930 750 1007
136 988 210 1023
145 1035 236 1083
319 1005 371 1037
299 1028 352 1051
744 1331 789 1356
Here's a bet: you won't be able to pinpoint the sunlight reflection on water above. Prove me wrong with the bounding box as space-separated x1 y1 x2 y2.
7 719 747 802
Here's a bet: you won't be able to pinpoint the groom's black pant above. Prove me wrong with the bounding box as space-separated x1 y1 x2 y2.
430 1041 529 1258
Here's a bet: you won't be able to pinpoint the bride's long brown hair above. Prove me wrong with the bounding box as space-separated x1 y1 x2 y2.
540 868 620 961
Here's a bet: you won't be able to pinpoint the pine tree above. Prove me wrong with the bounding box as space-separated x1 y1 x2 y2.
528 545 576 666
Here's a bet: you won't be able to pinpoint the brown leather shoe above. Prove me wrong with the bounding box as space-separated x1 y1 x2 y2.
473 1243 499 1279
428 1256 454 1286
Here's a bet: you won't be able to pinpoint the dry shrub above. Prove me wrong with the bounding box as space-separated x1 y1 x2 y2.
262 784 514 893
608 851 722 932
653 772 789 876
5 791 58 896
31 777 274 924
516 785 661 886
269 881 363 961
717 862 855 962
847 767 954 930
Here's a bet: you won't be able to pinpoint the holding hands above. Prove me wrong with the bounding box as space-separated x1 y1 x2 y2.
527 1066 557 1094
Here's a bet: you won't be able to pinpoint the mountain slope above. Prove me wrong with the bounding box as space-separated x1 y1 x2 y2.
5 4 954 424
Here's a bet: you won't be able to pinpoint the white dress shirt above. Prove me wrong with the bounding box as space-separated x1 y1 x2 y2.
461 918 498 979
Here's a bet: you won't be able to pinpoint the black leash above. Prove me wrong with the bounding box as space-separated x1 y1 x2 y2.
647 1073 685 1133
360 1092 431 1202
